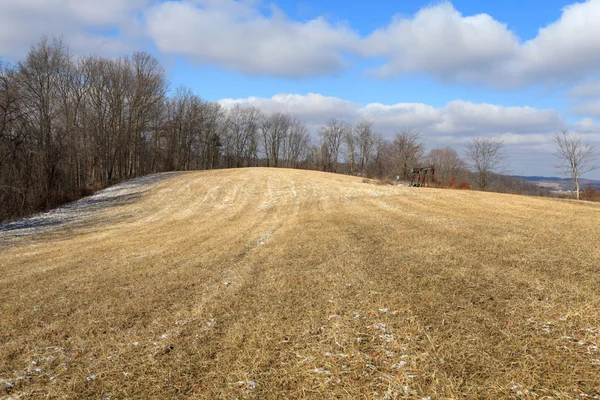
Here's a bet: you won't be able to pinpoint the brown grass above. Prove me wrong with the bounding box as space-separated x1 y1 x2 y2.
1 168 599 399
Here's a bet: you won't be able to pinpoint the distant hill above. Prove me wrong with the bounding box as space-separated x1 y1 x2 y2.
514 175 600 191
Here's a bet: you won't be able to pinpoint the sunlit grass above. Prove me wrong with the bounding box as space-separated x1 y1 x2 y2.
1 168 599 399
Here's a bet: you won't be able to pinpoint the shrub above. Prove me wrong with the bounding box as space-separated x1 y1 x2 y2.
581 185 600 202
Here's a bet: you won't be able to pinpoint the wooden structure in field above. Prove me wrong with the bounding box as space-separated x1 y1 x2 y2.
410 165 435 187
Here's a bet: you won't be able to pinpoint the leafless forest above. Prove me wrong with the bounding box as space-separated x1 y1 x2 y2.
0 37 544 222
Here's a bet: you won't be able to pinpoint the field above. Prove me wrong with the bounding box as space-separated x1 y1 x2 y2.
1 168 599 399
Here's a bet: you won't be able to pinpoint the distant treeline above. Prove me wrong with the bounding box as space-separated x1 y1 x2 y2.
0 37 545 223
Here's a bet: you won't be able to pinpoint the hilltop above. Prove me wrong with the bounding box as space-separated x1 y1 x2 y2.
1 168 599 399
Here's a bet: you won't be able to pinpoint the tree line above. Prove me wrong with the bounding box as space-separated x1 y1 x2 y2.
0 38 556 222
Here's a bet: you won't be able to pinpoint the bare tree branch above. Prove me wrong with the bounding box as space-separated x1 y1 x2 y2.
553 129 599 200
464 136 508 191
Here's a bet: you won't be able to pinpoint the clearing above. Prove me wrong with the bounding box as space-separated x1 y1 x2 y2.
1 168 599 399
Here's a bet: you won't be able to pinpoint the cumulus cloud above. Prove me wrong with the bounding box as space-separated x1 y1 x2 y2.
4 0 600 87
363 0 600 87
515 0 600 84
568 80 600 118
361 3 519 83
0 0 148 58
573 118 600 137
139 0 600 86
219 93 359 123
569 79 600 99
144 0 359 78
219 93 565 141
571 100 600 118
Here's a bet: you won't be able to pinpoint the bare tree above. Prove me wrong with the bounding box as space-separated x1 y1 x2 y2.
17 37 72 204
425 147 466 185
126 51 168 177
261 112 291 168
389 129 425 180
344 127 357 175
355 120 374 177
224 104 261 168
0 59 28 219
281 118 310 169
464 136 507 191
368 133 386 178
319 118 350 173
553 129 599 200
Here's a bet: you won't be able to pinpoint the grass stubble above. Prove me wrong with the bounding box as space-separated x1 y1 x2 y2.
1 168 599 399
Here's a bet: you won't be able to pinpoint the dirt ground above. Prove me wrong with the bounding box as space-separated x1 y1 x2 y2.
1 168 599 399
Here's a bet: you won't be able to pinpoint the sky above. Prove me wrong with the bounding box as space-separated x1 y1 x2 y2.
1 0 600 178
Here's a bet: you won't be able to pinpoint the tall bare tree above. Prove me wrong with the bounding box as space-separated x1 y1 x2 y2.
344 127 358 175
355 120 374 177
224 104 261 168
17 37 72 205
553 129 599 200
319 118 350 173
368 133 386 178
464 136 507 191
0 59 28 219
388 129 424 180
261 112 291 168
425 147 466 185
281 118 310 169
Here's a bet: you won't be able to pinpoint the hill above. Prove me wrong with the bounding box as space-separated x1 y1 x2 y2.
1 168 600 399
515 175 600 191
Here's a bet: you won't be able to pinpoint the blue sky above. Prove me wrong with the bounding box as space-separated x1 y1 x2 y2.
1 0 600 178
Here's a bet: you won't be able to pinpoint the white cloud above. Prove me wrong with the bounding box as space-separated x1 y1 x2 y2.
568 79 600 118
570 79 600 99
363 0 600 87
219 93 565 141
361 3 518 83
0 0 148 58
144 0 359 78
572 100 600 118
220 93 358 122
141 0 600 84
573 118 600 136
515 0 600 84
359 100 564 138
4 0 600 87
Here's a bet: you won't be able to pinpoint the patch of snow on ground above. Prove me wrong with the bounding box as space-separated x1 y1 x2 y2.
0 172 181 243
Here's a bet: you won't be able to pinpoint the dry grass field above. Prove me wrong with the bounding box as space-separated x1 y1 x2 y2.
1 168 600 399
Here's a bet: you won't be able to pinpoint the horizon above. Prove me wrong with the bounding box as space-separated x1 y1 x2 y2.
2 0 600 179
